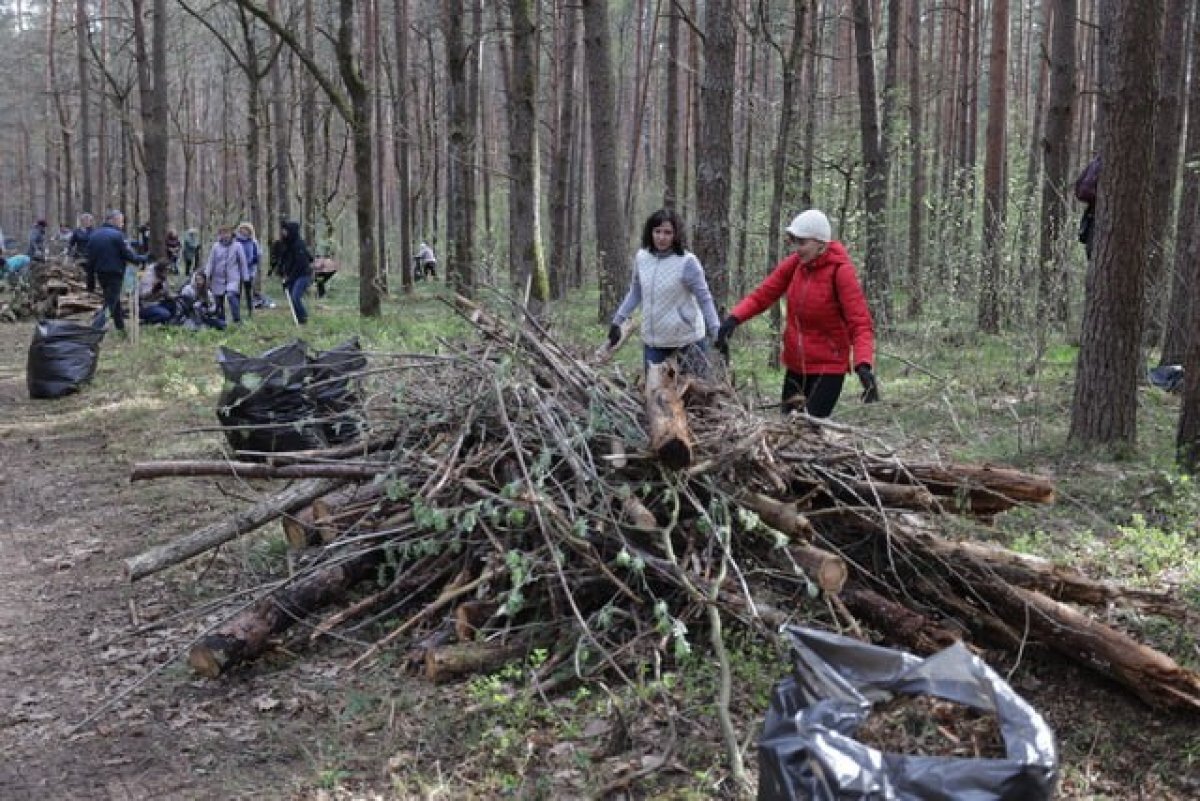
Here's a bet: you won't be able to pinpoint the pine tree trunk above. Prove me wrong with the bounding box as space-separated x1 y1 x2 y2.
1070 0 1161 446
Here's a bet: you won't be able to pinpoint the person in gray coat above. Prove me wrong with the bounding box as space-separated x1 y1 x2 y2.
203 225 249 323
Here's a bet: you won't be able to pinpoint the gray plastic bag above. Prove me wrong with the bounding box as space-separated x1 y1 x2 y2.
758 626 1058 801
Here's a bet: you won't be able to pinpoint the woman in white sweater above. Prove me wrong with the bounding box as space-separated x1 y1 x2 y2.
608 208 720 377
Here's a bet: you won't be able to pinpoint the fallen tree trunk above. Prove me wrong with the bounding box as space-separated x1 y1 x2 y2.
987 583 1200 711
189 547 386 677
916 534 1183 616
125 478 347 581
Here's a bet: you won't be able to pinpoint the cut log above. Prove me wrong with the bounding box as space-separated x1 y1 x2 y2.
737 491 815 541
644 362 693 469
787 544 848 594
425 640 532 683
593 317 637 363
841 586 963 654
836 478 939 512
621 494 658 529
188 547 385 677
455 600 499 641
281 507 322 549
125 478 347 580
282 485 385 549
865 461 1055 516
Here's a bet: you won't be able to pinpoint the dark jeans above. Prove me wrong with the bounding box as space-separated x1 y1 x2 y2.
80 260 95 293
139 302 174 324
97 272 125 331
287 275 311 324
782 371 846 418
242 280 255 317
643 340 712 379
215 291 242 323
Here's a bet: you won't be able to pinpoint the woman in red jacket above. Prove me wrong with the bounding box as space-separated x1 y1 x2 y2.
715 209 878 417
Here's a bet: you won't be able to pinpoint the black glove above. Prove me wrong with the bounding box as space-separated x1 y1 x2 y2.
855 364 879 403
715 315 739 354
607 323 622 348
715 337 729 361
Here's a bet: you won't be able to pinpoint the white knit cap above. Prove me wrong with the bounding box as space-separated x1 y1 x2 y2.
785 209 832 242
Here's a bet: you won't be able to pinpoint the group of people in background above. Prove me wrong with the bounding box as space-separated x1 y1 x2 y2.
608 206 878 420
59 211 316 336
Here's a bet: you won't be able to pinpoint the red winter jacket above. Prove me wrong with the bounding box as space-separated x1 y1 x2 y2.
730 241 875 375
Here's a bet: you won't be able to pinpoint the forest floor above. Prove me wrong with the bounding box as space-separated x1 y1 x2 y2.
2 309 1200 800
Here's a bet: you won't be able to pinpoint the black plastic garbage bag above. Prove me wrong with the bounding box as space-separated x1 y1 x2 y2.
26 311 107 399
309 338 367 444
1149 365 1184 393
216 340 326 457
758 626 1058 801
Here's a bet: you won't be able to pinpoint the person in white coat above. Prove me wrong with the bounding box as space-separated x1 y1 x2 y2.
203 225 249 323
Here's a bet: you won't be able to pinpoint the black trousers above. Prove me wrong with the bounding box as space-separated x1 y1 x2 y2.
782 371 845 418
97 272 125 331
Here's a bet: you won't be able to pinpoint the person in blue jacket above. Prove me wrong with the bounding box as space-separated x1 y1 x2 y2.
85 210 147 334
235 221 261 317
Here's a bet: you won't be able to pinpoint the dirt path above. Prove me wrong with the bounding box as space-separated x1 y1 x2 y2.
0 322 334 800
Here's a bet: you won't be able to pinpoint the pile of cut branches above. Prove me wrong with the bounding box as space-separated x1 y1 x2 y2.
0 257 99 321
128 296 1200 714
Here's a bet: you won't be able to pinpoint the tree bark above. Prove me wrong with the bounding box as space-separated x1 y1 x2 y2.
978 0 1008 333
1037 0 1078 329
1143 0 1189 346
581 0 628 324
75 0 93 212
851 0 890 325
1160 3 1200 366
1069 0 1161 446
337 0 381 316
442 0 476 297
692 0 736 309
507 0 549 311
905 0 925 319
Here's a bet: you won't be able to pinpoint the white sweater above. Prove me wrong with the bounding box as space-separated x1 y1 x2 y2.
613 249 720 348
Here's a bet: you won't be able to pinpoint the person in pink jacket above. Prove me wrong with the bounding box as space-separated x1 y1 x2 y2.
716 209 878 417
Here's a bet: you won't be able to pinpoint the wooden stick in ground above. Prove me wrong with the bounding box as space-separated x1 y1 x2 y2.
125 478 347 581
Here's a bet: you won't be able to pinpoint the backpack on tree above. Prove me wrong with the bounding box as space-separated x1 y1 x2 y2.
1075 155 1101 204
